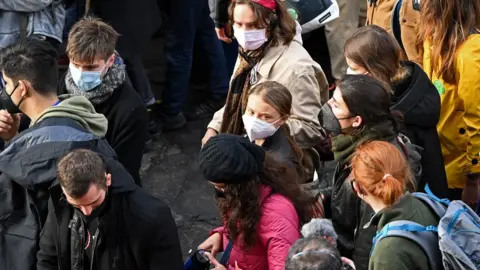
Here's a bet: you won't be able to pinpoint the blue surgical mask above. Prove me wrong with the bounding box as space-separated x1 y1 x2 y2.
69 63 107 91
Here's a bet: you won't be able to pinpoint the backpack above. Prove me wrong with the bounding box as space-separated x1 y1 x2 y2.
371 186 480 270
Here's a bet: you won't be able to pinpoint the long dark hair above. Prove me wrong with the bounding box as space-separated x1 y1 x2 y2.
417 0 480 83
217 153 310 247
344 25 409 90
228 0 297 47
339 75 403 133
248 81 308 183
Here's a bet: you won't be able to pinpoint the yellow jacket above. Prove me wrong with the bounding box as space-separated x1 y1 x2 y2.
423 34 480 189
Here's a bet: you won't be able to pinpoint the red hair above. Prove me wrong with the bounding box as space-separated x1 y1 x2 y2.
351 141 414 206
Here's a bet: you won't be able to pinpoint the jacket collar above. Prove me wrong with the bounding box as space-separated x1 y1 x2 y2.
257 43 290 78
262 126 287 151
259 185 274 205
363 193 414 230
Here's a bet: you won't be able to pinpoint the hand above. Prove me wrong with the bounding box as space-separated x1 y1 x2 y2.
202 128 218 146
462 174 480 209
342 257 356 269
198 232 222 257
0 110 20 141
205 252 243 270
215 27 232 43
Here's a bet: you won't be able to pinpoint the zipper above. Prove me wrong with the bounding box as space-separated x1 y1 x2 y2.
55 210 64 269
90 228 100 270
79 225 85 269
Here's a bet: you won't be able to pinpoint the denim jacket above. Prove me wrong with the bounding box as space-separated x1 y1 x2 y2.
0 0 66 48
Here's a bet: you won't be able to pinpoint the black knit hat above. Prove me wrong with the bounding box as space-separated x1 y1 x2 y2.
199 134 266 184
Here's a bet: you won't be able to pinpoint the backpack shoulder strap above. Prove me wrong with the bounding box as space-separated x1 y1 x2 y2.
412 192 448 218
372 220 443 270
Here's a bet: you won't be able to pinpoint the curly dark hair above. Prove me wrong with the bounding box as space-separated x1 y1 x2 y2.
217 153 310 247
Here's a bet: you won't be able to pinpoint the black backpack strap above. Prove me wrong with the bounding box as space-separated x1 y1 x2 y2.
372 220 443 270
219 241 233 266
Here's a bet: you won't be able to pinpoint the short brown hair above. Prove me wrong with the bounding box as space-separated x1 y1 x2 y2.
57 149 107 199
351 141 415 206
66 17 119 63
228 0 296 47
344 25 409 91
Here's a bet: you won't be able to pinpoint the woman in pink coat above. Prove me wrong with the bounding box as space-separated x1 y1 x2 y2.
198 134 309 270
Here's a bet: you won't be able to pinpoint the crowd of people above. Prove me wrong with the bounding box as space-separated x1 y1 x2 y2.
0 0 479 269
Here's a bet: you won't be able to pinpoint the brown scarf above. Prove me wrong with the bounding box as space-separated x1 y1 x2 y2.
220 43 272 134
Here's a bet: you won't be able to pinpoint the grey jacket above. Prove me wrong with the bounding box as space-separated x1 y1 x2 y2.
0 0 66 48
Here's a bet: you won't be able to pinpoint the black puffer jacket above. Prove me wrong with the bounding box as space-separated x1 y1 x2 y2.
391 61 448 198
37 158 184 270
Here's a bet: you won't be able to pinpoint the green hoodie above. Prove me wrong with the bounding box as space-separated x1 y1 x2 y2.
367 194 439 270
30 94 108 137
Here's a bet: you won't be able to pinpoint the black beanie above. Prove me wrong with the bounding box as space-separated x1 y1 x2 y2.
199 134 265 184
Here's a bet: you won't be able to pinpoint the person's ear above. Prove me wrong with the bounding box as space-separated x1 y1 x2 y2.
276 115 288 127
107 54 115 68
18 80 30 98
351 116 363 128
353 181 362 195
105 173 112 187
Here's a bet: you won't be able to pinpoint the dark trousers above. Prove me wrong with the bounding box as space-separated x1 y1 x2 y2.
162 0 229 115
124 55 156 106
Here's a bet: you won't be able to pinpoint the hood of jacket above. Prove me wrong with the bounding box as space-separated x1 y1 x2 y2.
390 61 441 128
293 20 303 45
0 117 115 190
31 94 108 137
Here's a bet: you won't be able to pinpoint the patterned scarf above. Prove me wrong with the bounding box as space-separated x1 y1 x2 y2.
65 55 126 106
220 42 273 134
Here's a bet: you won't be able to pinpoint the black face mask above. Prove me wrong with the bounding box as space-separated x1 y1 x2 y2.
0 83 23 114
320 103 354 136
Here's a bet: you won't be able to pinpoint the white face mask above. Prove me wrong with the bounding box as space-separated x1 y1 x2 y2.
242 114 280 141
346 67 368 75
234 28 267 51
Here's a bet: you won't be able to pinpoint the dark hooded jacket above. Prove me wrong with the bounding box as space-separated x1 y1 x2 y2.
327 121 423 270
0 95 111 270
58 70 149 186
36 158 184 270
390 61 447 198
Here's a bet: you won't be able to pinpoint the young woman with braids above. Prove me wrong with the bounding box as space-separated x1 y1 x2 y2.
319 75 422 270
419 0 480 206
242 81 324 217
350 141 438 270
197 134 309 270
203 0 329 151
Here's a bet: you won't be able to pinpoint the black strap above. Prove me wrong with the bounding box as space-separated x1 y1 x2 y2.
219 241 233 266
19 14 28 39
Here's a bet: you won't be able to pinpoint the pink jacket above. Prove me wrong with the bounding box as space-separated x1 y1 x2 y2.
212 185 300 270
